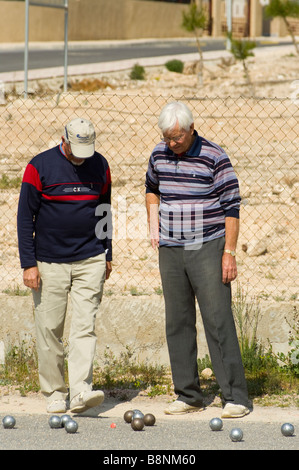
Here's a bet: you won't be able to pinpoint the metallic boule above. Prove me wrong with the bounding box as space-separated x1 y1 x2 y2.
61 414 72 427
132 410 144 420
209 417 223 431
64 419 78 433
48 415 62 429
131 417 144 431
143 413 156 426
124 410 134 423
229 428 243 442
2 415 16 429
281 423 295 437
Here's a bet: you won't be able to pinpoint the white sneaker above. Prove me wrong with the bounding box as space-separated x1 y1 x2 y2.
164 400 204 415
221 403 250 418
70 390 104 413
46 399 67 414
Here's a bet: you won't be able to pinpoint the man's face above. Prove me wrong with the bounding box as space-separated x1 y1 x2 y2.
162 121 195 155
61 137 85 165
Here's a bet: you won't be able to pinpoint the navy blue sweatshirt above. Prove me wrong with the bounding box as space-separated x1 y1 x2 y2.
17 144 112 268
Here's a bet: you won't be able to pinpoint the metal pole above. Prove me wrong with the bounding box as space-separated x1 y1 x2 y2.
226 0 232 50
64 0 68 92
24 0 30 98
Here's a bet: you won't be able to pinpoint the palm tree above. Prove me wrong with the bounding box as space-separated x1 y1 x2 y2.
181 1 207 86
265 0 299 55
228 34 256 96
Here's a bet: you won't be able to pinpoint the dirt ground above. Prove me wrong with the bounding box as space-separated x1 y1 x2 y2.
0 387 298 425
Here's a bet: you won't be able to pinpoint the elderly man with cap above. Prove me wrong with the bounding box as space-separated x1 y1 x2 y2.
17 118 112 414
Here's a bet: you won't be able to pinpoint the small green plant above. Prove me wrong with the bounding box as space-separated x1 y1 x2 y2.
165 59 184 74
231 284 299 400
275 307 299 378
129 286 146 296
130 63 146 81
93 345 171 393
197 354 213 374
2 339 40 396
228 33 256 96
147 383 172 397
0 174 22 189
154 286 163 295
3 285 31 296
232 283 261 364
181 2 207 85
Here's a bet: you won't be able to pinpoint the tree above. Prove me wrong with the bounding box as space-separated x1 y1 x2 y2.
181 1 207 86
228 34 256 96
265 0 299 55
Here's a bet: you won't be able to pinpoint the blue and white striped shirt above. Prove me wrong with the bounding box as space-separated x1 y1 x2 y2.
145 131 240 248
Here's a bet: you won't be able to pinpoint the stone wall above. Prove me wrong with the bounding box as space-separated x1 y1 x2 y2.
0 0 296 43
0 0 190 42
0 292 295 367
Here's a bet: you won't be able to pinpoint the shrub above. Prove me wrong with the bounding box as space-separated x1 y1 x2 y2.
165 59 184 73
130 64 146 80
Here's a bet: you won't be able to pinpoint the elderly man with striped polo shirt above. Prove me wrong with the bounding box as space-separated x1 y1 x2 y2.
145 101 250 418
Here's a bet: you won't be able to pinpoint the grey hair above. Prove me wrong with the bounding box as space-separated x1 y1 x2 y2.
158 101 194 133
63 126 70 144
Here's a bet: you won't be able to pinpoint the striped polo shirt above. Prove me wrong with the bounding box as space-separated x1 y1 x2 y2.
145 131 240 248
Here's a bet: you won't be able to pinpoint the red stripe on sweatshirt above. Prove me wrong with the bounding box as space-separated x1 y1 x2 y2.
22 163 42 191
42 194 100 201
101 167 111 195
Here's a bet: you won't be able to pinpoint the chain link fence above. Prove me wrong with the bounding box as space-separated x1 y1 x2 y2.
0 92 298 304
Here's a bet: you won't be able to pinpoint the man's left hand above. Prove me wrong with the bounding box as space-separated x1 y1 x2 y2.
222 252 237 284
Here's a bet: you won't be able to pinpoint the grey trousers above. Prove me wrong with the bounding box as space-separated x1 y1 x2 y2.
159 237 249 408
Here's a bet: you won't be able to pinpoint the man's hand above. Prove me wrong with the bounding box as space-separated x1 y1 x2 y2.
23 266 41 291
222 252 238 284
106 261 112 280
146 193 160 251
222 216 239 284
150 222 159 250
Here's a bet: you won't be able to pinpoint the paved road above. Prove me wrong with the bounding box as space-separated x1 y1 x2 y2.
0 413 298 452
0 38 292 74
0 394 298 452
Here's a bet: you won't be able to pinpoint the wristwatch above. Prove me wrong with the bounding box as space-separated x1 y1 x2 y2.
224 249 236 256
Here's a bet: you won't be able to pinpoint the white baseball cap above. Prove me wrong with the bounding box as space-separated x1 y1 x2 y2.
65 118 96 158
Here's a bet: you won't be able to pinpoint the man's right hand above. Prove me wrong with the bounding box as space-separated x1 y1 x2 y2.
23 266 41 291
146 193 160 251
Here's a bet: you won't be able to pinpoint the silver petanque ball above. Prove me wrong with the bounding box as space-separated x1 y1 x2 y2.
132 410 144 420
209 417 223 431
48 415 62 429
2 415 16 429
61 414 73 427
64 419 78 434
281 423 295 437
229 428 243 442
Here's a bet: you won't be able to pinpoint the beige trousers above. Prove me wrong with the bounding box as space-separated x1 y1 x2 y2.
32 253 106 403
